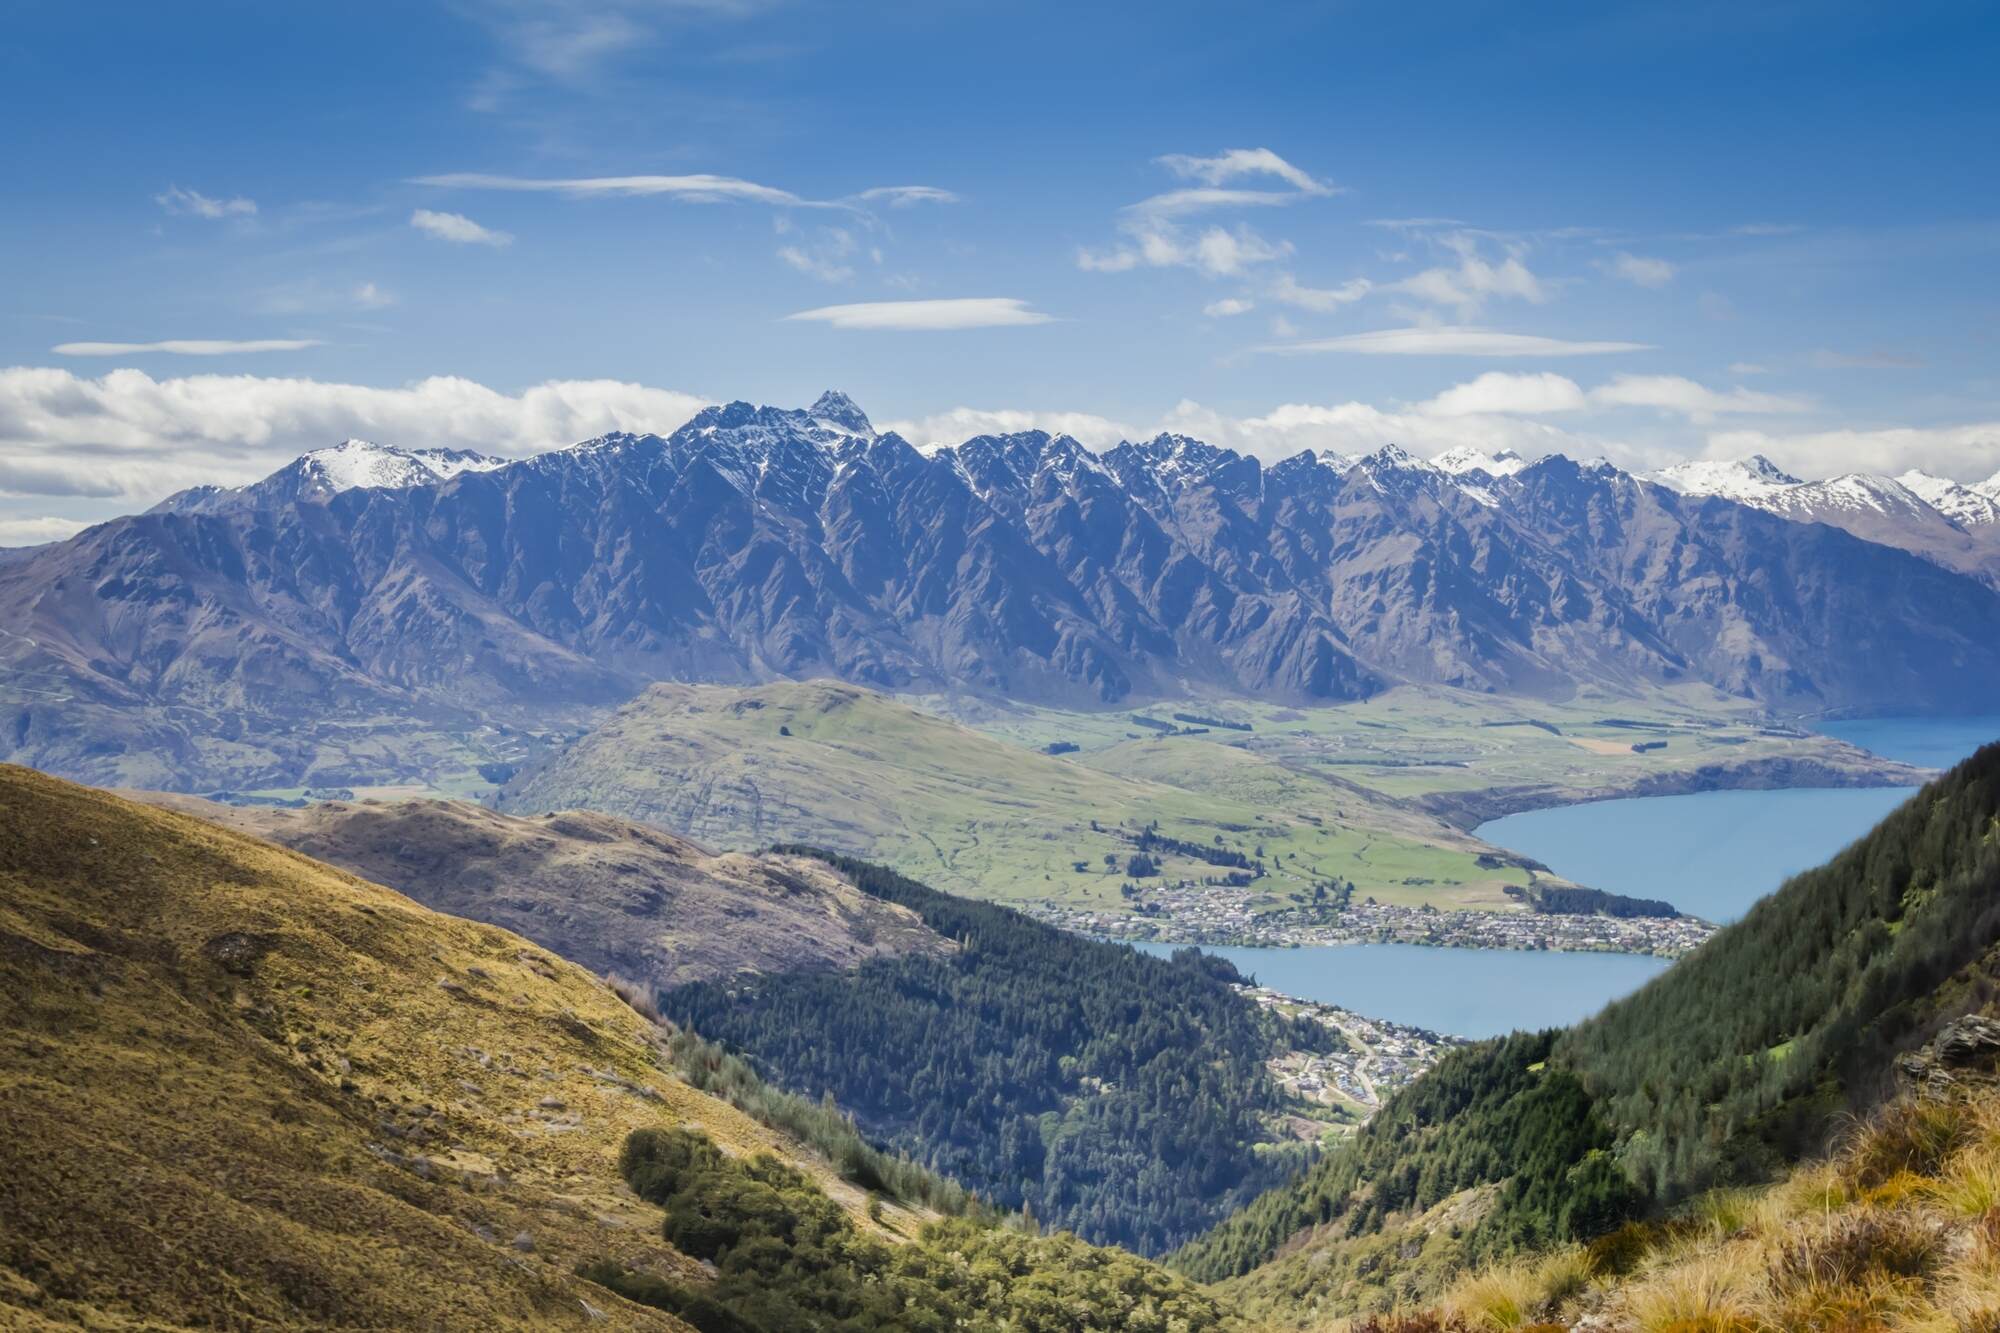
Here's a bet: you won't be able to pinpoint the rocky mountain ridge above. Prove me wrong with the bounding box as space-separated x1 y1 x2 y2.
6 391 2000 788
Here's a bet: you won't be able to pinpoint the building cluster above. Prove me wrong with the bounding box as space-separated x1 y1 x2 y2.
1029 882 1715 958
1239 984 1462 1125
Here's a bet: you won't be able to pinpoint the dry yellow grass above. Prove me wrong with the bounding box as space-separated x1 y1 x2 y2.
0 764 919 1330
1421 1082 2000 1333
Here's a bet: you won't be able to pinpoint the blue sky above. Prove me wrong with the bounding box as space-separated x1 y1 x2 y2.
3 0 1998 539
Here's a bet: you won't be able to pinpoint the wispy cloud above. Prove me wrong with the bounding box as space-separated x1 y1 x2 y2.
1255 327 1652 357
776 224 859 282
1268 273 1373 311
414 171 957 216
155 185 256 219
53 338 323 357
1083 147 1333 275
783 298 1054 331
1203 297 1255 317
411 207 514 246
1389 233 1548 316
1603 252 1675 287
1156 148 1334 196
1080 222 1291 276
1590 374 1810 420
852 185 960 207
414 171 808 205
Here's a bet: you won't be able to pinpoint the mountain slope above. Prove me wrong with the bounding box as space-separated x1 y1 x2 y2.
132 794 952 991
0 766 1228 1331
652 849 1337 1255
1173 739 2000 1324
10 395 2000 792
0 764 871 1329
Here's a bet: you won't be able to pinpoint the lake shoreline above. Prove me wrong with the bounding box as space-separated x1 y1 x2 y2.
1414 747 1932 831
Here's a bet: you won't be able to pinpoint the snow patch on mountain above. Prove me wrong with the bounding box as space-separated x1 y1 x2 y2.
1430 446 1528 478
1896 471 2000 528
1643 455 1802 503
301 440 508 494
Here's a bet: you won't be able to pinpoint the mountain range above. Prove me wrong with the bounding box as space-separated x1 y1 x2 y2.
7 391 2000 789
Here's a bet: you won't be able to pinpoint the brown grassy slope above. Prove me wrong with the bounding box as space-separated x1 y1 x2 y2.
0 765 916 1331
134 794 952 992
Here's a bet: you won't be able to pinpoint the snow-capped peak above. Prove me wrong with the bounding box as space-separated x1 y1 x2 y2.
1359 442 1434 473
1643 455 1803 502
807 390 874 437
1430 445 1528 478
297 439 507 494
1897 470 2000 527
1976 468 2000 500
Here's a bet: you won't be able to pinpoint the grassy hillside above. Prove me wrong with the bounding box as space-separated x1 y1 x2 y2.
930 681 1927 827
0 766 1217 1330
498 679 1532 913
137 794 951 991
1390 1066 2000 1332
656 849 1339 1256
1171 742 2000 1325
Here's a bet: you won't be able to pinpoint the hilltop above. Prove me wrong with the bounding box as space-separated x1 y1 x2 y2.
135 793 951 992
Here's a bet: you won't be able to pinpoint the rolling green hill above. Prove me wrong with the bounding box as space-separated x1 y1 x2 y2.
1171 741 2000 1326
497 679 1534 914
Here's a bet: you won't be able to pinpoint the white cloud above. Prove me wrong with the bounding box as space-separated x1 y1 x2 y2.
1203 297 1255 317
1256 327 1652 357
1421 372 1587 417
777 246 853 283
1703 422 2000 482
1604 252 1675 288
0 366 712 504
1269 273 1373 312
1080 221 1290 277
783 298 1054 331
410 208 514 246
352 282 395 310
53 339 324 357
155 185 256 219
1155 148 1334 196
0 515 90 547
1124 187 1308 218
852 186 960 207
1590 374 1810 421
1728 361 1770 375
882 407 1137 450
415 171 956 214
1391 234 1548 315
775 225 859 282
414 171 809 206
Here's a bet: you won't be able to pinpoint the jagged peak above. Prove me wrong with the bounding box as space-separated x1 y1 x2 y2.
1359 442 1434 472
808 389 873 436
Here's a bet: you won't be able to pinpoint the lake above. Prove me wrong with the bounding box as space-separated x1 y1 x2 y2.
1146 717 2000 1039
1474 715 2000 924
1135 939 1669 1039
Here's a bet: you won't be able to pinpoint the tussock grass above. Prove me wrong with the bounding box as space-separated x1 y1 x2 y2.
1421 1085 2000 1333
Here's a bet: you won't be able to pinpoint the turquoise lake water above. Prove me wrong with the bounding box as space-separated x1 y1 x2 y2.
1135 939 1670 1039
1145 717 2000 1039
